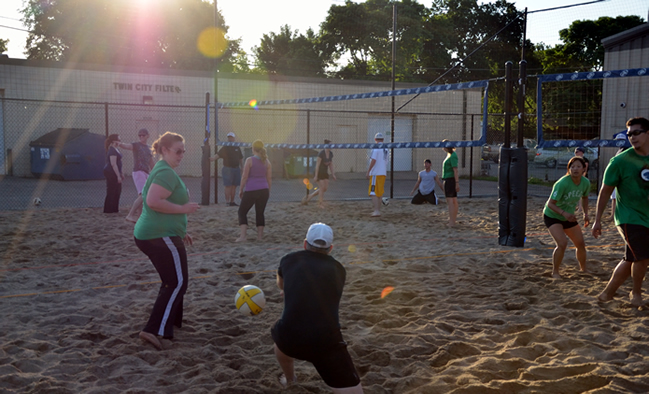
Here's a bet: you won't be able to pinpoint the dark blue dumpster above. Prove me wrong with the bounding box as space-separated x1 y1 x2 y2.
30 128 105 180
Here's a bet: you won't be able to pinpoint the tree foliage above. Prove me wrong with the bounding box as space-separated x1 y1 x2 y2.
537 15 645 73
252 25 333 77
21 0 246 71
0 38 8 54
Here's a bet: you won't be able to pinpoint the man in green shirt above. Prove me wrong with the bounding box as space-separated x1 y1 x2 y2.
592 117 649 307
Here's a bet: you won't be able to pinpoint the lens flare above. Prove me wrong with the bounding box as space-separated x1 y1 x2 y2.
302 178 309 185
249 99 259 110
381 286 395 299
347 245 357 253
197 27 227 58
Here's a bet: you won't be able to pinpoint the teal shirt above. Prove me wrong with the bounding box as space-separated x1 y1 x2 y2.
603 148 649 226
442 151 458 179
543 175 590 220
134 160 189 240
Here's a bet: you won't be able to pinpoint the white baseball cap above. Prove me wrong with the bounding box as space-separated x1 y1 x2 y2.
306 223 333 248
226 132 236 138
614 132 627 140
374 132 385 140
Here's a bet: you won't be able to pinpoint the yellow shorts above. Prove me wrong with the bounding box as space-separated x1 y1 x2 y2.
368 175 386 197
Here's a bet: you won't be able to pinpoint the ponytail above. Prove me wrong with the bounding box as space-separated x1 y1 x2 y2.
252 140 267 163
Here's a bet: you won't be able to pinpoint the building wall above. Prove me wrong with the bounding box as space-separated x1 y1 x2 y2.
0 59 483 178
601 25 649 171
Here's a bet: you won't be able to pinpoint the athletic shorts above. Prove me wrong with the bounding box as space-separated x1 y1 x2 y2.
368 175 385 197
317 170 330 180
132 171 149 194
617 224 649 262
222 166 241 187
543 214 578 230
411 190 438 205
443 178 457 198
273 336 360 389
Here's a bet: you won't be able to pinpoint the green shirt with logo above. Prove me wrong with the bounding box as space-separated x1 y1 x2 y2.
544 175 590 220
603 148 649 226
442 151 458 179
134 160 189 240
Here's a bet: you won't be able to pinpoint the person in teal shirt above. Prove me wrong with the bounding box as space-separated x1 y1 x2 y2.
543 156 590 279
441 141 460 226
134 132 199 350
593 117 649 307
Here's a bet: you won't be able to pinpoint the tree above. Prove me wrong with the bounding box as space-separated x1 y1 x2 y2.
320 0 429 81
538 15 645 73
252 25 333 77
21 0 246 71
0 38 8 54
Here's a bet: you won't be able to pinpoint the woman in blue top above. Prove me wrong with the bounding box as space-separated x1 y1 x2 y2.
543 156 590 279
103 134 123 213
134 131 200 350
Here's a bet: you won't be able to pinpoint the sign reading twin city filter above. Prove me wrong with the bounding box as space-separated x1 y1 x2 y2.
113 83 181 93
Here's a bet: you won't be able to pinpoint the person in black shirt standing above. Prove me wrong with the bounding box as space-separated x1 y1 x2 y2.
210 132 244 206
302 139 336 209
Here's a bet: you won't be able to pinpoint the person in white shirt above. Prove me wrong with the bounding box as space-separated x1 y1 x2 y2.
366 133 389 217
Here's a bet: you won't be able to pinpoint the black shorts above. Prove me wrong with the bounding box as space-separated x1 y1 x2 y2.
443 178 457 198
411 190 438 205
617 224 649 262
317 171 329 180
543 214 578 230
272 328 360 388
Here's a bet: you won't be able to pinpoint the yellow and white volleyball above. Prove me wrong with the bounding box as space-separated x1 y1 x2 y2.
234 285 266 316
33 197 42 206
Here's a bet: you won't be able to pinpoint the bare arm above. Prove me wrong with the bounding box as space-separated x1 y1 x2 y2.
411 174 422 196
314 157 322 182
592 184 615 238
453 167 459 191
547 198 576 222
330 160 336 180
109 155 122 183
209 153 220 162
239 158 252 198
581 196 590 227
435 175 444 190
366 158 376 179
266 160 272 193
146 183 199 214
276 273 284 296
117 142 133 151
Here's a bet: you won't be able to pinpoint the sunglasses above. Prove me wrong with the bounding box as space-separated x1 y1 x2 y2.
138 134 148 137
174 149 186 155
626 129 648 137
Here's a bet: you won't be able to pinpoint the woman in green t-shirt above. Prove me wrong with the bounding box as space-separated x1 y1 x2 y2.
441 141 460 227
134 132 200 350
543 156 590 279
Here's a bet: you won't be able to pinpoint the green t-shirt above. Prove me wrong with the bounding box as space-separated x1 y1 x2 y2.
134 160 189 240
543 175 590 220
442 151 458 179
602 148 649 226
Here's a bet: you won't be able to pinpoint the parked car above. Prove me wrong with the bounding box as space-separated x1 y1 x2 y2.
481 139 536 163
534 146 598 169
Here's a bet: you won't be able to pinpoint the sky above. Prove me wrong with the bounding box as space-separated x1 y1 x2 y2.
0 0 647 61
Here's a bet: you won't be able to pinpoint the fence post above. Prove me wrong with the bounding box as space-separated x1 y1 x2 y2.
201 92 211 206
104 103 109 137
306 109 310 198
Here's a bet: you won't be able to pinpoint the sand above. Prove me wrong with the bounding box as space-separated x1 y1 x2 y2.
1 197 649 393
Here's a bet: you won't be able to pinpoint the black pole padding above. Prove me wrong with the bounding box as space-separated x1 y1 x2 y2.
499 147 528 247
498 147 511 245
